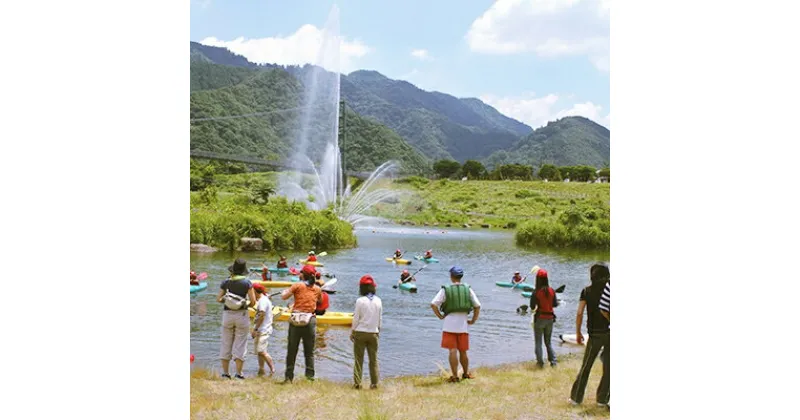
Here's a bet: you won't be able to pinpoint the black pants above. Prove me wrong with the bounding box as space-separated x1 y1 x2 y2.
285 317 317 380
570 332 610 404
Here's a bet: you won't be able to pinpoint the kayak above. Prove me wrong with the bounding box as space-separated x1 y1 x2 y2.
249 306 354 325
385 257 412 265
298 260 324 267
495 281 534 291
521 291 532 298
414 256 439 263
190 282 208 293
250 266 290 274
398 282 417 292
252 280 296 288
559 333 585 345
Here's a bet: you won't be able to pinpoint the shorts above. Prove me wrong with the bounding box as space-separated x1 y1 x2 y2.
254 331 271 354
441 332 469 351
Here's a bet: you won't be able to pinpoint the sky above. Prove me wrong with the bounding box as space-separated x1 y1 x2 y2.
190 0 609 130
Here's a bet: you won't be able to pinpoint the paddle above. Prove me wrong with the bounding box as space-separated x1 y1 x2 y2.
555 284 566 293
513 265 540 290
196 272 208 281
393 265 427 289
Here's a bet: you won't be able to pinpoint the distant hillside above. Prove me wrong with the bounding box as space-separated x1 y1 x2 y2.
190 61 431 175
484 116 610 169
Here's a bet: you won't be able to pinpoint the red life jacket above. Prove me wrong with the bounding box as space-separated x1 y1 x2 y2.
307 255 317 262
317 291 330 311
512 275 523 283
277 260 288 268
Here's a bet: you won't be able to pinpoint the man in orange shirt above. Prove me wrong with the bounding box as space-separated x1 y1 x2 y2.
280 264 322 383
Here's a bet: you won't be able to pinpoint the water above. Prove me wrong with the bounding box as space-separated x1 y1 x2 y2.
190 226 609 381
275 5 400 224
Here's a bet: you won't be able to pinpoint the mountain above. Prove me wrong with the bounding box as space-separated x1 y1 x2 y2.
483 116 610 169
190 60 432 175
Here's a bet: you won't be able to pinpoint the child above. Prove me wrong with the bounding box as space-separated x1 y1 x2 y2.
251 283 275 376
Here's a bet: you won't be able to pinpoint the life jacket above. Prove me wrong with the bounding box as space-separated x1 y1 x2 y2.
425 252 432 258
307 255 317 262
440 283 473 315
512 275 523 283
317 291 330 311
400 273 411 283
277 259 288 268
261 268 271 281
395 252 402 258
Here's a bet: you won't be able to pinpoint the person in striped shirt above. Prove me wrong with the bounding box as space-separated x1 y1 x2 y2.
599 282 610 322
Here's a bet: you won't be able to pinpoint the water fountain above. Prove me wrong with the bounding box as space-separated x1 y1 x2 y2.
277 5 400 226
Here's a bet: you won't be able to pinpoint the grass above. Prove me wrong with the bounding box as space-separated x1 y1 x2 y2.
190 353 609 420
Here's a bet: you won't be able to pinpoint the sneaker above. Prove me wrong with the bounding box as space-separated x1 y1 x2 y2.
461 372 475 380
234 374 245 379
370 384 378 390
221 374 232 379
597 402 609 408
447 376 460 383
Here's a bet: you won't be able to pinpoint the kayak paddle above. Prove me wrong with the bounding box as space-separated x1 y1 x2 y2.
555 284 566 293
196 272 208 281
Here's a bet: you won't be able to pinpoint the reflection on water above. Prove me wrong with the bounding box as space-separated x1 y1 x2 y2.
190 226 608 381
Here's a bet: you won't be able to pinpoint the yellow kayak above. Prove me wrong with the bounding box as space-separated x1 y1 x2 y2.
252 280 295 288
385 257 412 265
298 260 324 267
249 306 353 325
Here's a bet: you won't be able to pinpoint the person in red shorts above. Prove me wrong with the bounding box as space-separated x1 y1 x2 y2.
430 266 481 383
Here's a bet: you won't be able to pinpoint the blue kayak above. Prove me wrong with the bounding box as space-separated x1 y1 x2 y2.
398 282 417 292
494 281 534 291
521 291 532 298
190 282 208 293
414 256 439 263
250 267 290 274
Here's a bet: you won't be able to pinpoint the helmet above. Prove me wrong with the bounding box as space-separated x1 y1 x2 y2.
514 271 520 274
308 251 315 255
396 249 401 253
402 269 409 275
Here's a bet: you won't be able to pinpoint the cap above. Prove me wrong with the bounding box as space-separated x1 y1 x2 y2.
253 283 266 294
360 275 376 286
228 258 248 275
536 268 548 280
301 265 317 276
449 266 464 277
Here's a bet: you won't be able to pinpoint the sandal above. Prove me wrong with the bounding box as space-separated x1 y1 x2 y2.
448 376 460 383
462 372 475 380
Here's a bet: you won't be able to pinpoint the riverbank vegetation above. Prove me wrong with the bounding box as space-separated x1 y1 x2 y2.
190 354 609 420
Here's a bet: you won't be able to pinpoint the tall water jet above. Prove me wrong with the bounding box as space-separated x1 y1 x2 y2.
277 5 401 225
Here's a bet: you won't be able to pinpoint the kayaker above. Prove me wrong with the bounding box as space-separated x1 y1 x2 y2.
216 258 256 379
529 268 559 368
511 271 524 284
399 269 414 284
306 251 317 262
351 275 383 390
251 283 275 376
261 266 272 282
280 264 322 384
569 263 610 407
424 249 433 259
277 255 288 269
430 266 481 383
315 272 330 316
393 249 403 259
190 271 199 286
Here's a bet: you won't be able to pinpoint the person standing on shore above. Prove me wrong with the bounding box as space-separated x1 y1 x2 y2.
430 266 481 383
530 268 559 368
216 258 256 379
280 265 322 383
351 275 383 390
251 283 275 376
569 263 611 407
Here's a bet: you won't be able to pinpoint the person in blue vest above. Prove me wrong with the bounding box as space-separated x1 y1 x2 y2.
430 266 481 383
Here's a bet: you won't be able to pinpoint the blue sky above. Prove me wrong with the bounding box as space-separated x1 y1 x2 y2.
191 0 610 129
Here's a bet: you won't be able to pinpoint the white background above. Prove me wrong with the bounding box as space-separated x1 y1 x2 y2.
1 0 799 418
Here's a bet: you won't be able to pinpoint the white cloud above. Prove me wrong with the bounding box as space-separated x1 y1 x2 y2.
466 0 609 71
199 24 371 73
410 49 431 60
480 92 610 128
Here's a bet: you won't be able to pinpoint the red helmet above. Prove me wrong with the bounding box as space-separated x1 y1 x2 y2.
396 249 401 253
402 269 409 274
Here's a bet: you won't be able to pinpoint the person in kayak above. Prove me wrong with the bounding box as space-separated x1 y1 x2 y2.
393 249 403 259
511 271 524 284
251 283 275 376
569 263 610 407
276 256 288 269
314 272 330 316
261 266 272 282
190 271 199 286
216 258 256 379
351 275 383 390
306 251 317 262
398 269 415 285
530 268 559 368
424 249 433 259
431 266 481 383
280 264 322 383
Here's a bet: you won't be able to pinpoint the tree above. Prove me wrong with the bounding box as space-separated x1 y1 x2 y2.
249 181 275 204
461 160 487 179
598 167 610 182
538 164 561 181
433 159 461 179
491 164 534 180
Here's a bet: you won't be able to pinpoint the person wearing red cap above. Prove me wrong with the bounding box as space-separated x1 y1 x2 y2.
280 264 323 383
351 275 382 389
251 283 275 376
529 268 559 368
570 263 610 407
398 269 414 286
393 249 403 259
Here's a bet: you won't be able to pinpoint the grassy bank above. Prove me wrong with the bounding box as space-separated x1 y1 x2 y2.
368 178 609 249
190 193 357 252
191 354 609 419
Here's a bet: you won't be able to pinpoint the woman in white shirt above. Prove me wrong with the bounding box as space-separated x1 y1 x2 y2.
351 275 383 389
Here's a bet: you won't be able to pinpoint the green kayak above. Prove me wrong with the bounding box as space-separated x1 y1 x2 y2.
414 256 439 263
190 282 208 293
398 282 417 292
249 267 290 274
494 281 534 291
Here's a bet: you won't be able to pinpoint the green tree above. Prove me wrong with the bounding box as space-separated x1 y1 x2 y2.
249 181 275 204
433 159 461 179
538 164 562 181
461 160 487 179
492 163 533 180
598 167 610 182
